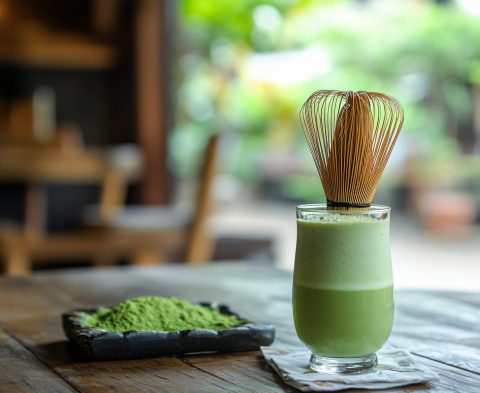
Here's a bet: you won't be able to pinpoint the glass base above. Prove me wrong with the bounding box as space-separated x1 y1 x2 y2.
309 353 377 374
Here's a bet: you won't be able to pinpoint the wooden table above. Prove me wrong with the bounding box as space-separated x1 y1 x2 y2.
0 262 479 392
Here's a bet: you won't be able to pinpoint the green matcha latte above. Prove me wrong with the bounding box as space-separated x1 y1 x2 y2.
293 205 394 358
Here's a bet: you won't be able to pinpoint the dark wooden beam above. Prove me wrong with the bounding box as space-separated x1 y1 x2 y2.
135 0 173 205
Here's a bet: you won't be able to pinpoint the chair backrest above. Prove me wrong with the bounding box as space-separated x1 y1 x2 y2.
185 133 220 263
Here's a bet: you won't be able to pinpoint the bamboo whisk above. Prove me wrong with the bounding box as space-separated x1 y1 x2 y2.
300 90 404 209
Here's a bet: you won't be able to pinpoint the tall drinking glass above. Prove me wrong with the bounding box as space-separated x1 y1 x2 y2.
292 204 394 374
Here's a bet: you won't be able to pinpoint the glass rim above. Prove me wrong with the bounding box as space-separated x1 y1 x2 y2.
296 203 390 214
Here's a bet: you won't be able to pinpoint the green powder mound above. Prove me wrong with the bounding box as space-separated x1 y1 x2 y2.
81 296 243 332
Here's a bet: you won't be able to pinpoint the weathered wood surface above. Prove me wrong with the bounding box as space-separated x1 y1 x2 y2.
0 262 479 392
0 329 76 392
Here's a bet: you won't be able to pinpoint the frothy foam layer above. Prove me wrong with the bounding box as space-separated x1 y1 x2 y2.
300 213 379 224
294 217 392 290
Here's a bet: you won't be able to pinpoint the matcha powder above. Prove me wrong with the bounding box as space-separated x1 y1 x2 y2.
82 296 243 332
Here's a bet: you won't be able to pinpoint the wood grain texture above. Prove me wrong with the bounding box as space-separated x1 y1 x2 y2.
182 352 296 393
0 262 479 392
392 291 480 375
0 329 76 392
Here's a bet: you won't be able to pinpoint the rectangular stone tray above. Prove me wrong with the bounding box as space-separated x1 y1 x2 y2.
62 302 275 360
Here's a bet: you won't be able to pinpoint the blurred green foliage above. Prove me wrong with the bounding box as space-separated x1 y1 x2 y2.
171 0 480 200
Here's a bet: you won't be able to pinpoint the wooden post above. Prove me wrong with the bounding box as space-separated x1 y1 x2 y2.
472 85 480 147
99 168 127 220
2 227 31 276
135 0 173 205
24 184 46 240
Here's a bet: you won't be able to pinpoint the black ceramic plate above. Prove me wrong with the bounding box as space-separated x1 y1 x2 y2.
62 302 275 360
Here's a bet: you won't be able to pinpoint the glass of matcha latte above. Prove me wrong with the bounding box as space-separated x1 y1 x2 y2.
293 204 394 374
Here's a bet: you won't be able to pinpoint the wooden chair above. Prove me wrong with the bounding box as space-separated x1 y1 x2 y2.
81 133 220 265
0 123 141 274
0 134 219 274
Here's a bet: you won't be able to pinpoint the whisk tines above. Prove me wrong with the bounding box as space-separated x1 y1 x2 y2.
300 90 404 210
